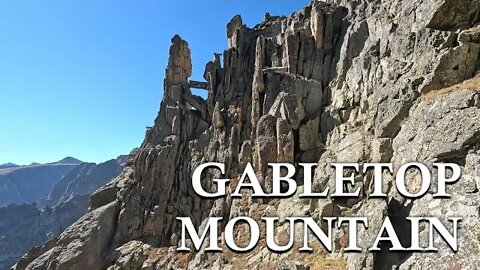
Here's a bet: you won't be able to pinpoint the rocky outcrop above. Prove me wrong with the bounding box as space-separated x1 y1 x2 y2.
13 201 119 270
15 0 480 269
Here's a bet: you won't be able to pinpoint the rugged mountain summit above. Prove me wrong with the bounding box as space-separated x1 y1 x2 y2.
15 0 480 269
51 157 83 165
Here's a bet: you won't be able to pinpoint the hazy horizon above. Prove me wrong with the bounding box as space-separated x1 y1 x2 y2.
1 155 108 166
0 0 309 165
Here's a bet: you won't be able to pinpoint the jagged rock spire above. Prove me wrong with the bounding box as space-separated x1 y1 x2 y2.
14 0 480 269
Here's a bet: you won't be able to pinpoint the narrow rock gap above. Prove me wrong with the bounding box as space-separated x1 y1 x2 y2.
373 199 413 270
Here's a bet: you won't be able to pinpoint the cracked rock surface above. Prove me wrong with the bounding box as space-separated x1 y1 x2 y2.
14 0 480 269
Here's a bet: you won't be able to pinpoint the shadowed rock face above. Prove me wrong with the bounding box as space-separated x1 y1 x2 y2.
14 0 480 269
0 196 89 270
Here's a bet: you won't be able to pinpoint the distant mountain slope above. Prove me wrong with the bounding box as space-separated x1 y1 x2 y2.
0 195 90 270
0 158 82 207
44 156 127 208
51 157 83 165
0 156 126 270
0 163 18 170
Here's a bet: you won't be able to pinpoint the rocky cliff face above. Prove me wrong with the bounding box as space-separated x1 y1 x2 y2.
14 0 480 269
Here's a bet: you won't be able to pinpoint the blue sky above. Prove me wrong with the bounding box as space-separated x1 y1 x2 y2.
0 0 310 165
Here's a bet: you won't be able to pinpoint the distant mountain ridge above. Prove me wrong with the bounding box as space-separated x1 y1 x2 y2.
0 155 127 270
0 158 83 207
41 156 127 208
0 157 82 170
50 157 83 165
0 163 18 170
